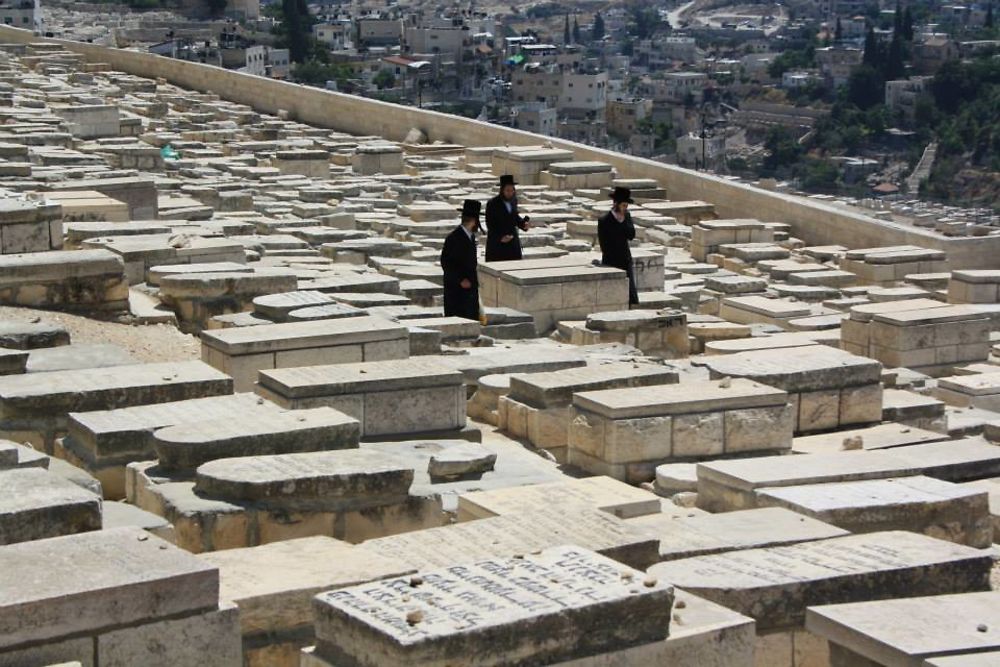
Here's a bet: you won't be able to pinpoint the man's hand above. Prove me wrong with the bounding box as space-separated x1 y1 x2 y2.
460 279 472 289
500 234 513 243
522 217 532 230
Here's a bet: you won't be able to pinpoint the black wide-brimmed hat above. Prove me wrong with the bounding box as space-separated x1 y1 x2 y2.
610 186 634 203
459 199 482 218
499 174 517 187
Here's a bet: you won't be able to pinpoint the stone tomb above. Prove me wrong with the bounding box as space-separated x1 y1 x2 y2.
839 246 949 286
0 249 128 312
629 506 849 562
59 393 283 499
755 475 993 548
0 196 63 254
948 269 1000 304
649 530 992 634
200 536 413 667
806 591 1000 667
478 260 629 333
866 306 992 372
696 439 1000 512
200 316 409 391
840 299 950 358
128 447 441 551
257 358 466 439
0 360 233 451
152 407 360 471
456 476 662 522
497 363 679 462
308 546 674 667
567 378 793 483
565 309 689 356
690 219 774 262
158 269 299 333
934 372 1000 412
703 345 883 434
717 295 812 328
0 467 101 545
0 527 241 666
358 506 659 572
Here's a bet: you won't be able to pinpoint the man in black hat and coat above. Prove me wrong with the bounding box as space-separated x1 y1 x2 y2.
597 186 639 305
440 199 482 321
484 174 531 262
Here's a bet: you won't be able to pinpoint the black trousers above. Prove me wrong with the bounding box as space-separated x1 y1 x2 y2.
443 286 479 320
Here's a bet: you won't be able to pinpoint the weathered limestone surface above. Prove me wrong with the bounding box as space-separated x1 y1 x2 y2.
498 363 678 460
704 345 883 433
62 393 283 499
0 467 101 545
358 506 660 572
456 476 661 521
649 531 992 632
153 406 360 470
0 360 233 450
258 358 465 438
630 506 848 561
200 316 409 391
756 475 993 547
806 591 1000 667
0 249 127 311
311 546 674 667
567 378 793 482
0 527 219 650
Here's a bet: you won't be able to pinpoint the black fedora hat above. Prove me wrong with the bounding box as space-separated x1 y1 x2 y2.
610 186 634 204
499 174 517 187
458 199 482 218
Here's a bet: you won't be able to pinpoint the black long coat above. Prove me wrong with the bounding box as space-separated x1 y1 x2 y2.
597 209 639 305
440 224 480 320
484 194 528 262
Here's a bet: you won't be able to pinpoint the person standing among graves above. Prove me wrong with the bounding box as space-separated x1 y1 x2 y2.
597 186 639 305
440 199 482 321
484 174 531 262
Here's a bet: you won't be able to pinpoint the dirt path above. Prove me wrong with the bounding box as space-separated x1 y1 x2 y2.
0 306 200 364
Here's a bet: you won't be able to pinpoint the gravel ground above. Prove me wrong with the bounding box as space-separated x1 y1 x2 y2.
0 306 200 364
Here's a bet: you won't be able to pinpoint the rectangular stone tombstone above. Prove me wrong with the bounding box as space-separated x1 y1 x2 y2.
193 449 412 512
756 475 993 548
0 361 234 451
358 506 659 572
806 591 1000 667
311 546 674 667
631 506 849 562
152 406 360 471
257 358 466 438
456 476 662 522
649 531 992 633
0 468 101 545
0 527 219 651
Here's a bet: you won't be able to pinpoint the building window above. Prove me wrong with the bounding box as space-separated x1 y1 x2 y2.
3 17 10 24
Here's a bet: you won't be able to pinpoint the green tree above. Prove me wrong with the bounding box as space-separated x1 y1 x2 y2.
373 69 395 89
885 34 905 80
279 0 314 64
564 13 571 44
862 26 880 66
847 64 884 109
762 126 805 174
294 60 350 86
206 0 227 17
835 17 843 41
800 158 839 191
987 2 994 29
626 1 662 39
592 11 605 41
573 15 581 44
902 7 914 41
